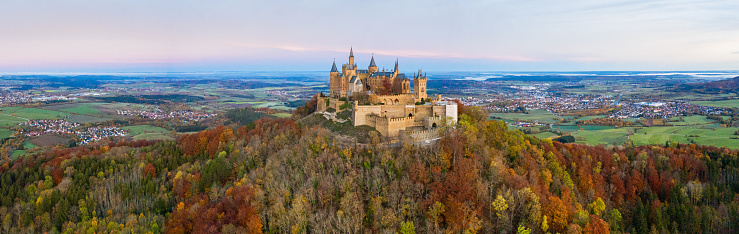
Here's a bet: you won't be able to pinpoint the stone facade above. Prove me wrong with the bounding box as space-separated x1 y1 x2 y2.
329 48 426 100
319 48 457 141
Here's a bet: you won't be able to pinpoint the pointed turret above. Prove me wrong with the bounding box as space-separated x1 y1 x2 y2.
414 69 428 100
348 47 355 65
331 59 338 73
368 54 378 73
394 58 399 73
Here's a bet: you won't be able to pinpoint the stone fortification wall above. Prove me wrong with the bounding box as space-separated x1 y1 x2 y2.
370 94 416 105
316 97 346 112
402 129 439 141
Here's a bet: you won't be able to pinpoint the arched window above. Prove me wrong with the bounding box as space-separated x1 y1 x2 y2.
394 99 399 104
409 113 413 118
432 123 437 128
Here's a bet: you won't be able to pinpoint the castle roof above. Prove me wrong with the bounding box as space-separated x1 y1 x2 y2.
350 47 354 57
369 55 376 67
370 71 394 77
331 60 338 72
350 76 362 84
370 72 407 79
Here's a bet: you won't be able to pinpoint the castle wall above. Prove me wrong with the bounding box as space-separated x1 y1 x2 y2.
402 129 439 141
370 93 415 105
446 104 458 123
316 96 346 112
316 96 327 112
424 116 441 129
353 104 382 126
386 116 414 137
414 105 433 119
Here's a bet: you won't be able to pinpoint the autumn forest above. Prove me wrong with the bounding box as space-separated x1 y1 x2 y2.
0 103 738 234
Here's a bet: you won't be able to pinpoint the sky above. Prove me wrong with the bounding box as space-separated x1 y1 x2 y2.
1 0 738 72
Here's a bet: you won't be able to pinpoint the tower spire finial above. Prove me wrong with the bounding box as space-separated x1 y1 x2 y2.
331 59 338 73
350 47 354 57
369 53 377 67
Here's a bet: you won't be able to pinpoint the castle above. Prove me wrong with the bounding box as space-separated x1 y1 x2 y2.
317 48 457 140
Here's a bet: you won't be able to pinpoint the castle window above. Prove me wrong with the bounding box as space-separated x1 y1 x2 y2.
409 113 413 118
432 123 437 128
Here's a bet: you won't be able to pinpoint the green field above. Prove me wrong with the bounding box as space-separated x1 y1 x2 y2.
10 141 39 160
67 115 111 123
60 103 101 114
121 125 173 141
669 115 714 126
122 125 170 135
0 107 66 126
572 127 631 146
0 128 13 139
491 109 571 124
692 100 739 108
629 125 739 149
270 113 292 118
553 125 614 132
566 125 739 149
531 131 558 139
576 115 606 121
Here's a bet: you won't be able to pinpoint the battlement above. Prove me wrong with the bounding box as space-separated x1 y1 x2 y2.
366 115 387 125
403 128 439 141
405 129 437 135
375 93 414 100
425 116 441 121
389 116 413 122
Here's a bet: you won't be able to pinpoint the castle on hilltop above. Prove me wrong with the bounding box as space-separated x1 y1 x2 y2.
317 48 457 141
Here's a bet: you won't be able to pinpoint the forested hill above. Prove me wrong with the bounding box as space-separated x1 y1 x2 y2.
0 104 738 233
671 76 739 94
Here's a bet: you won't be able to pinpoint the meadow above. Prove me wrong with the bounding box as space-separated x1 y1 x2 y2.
668 115 714 126
566 125 739 149
0 107 65 126
0 129 13 139
490 109 571 124
692 100 739 108
494 109 738 149
121 125 174 141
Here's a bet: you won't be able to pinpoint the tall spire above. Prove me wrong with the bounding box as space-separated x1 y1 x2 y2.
369 53 377 67
349 47 354 57
331 59 338 73
394 58 399 72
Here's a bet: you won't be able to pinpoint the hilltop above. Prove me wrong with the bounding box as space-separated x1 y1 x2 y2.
671 76 739 94
0 101 737 233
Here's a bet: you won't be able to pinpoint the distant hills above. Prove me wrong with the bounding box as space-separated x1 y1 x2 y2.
671 76 739 94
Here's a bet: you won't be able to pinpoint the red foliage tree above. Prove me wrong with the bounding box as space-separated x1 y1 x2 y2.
584 215 610 234
144 163 157 179
167 185 262 234
51 168 64 185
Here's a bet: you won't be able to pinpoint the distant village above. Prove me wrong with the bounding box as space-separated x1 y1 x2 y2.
20 119 126 145
116 109 217 122
450 85 732 121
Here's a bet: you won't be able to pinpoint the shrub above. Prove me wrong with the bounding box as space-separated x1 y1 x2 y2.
553 135 575 143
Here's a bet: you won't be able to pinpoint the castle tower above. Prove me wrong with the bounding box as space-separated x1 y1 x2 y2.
349 47 355 66
330 60 342 98
401 78 411 94
414 69 428 100
368 54 378 74
393 58 399 75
